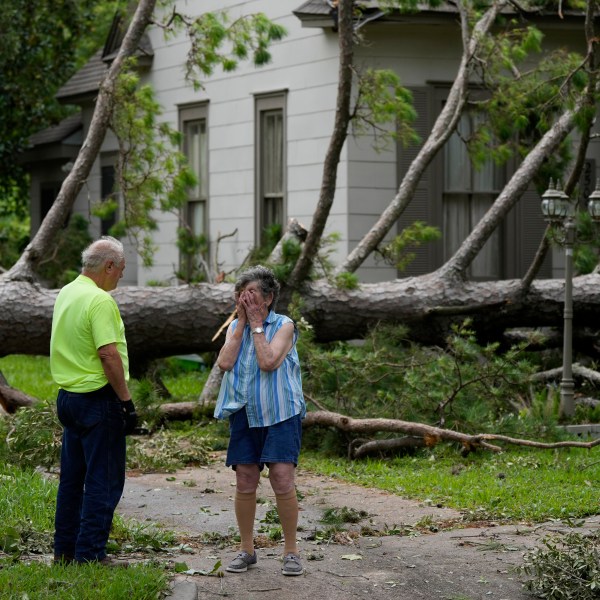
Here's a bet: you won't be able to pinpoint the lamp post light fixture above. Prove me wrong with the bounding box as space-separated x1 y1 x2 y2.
541 179 600 417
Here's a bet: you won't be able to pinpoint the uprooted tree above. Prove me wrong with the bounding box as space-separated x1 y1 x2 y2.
2 0 600 452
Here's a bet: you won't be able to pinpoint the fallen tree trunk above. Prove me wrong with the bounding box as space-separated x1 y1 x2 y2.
0 372 37 413
2 273 600 367
303 410 600 455
532 363 600 386
350 436 427 459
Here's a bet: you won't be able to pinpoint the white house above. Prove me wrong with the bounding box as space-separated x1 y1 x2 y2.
21 0 597 286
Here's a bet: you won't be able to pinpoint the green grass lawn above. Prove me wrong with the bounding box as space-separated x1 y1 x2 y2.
301 447 600 522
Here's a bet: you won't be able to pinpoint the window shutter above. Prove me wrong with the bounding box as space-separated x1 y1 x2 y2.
396 87 435 276
507 187 552 278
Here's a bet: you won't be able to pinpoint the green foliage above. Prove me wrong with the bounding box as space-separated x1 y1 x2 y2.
353 68 419 151
334 272 359 290
0 179 30 220
127 427 213 472
300 320 536 432
108 65 197 267
321 507 368 525
378 221 441 271
472 27 585 189
0 213 30 270
247 223 284 268
166 12 287 89
176 227 209 283
521 531 600 599
37 213 92 287
271 237 302 283
4 402 62 470
0 0 123 212
110 517 178 554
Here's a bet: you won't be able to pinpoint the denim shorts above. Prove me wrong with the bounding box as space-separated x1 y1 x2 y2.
226 408 302 470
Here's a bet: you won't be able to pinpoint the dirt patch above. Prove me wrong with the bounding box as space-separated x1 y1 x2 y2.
117 454 599 600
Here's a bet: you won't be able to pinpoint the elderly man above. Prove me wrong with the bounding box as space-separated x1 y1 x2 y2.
50 236 137 566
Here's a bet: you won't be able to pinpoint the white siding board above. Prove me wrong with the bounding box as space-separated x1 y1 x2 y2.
287 139 329 167
211 147 253 172
211 169 253 194
348 187 396 215
347 161 396 190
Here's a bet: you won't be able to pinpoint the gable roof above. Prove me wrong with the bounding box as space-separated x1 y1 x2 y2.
294 0 382 27
55 50 107 104
28 112 83 147
19 112 83 164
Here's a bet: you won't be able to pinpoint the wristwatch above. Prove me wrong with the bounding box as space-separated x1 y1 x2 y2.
252 327 264 335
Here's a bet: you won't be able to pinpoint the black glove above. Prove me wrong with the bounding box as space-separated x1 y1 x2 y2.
120 399 138 435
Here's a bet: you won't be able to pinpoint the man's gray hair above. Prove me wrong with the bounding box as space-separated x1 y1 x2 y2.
235 265 280 310
81 236 125 273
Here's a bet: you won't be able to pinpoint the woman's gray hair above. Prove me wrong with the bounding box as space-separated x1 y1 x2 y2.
235 265 280 310
81 236 125 273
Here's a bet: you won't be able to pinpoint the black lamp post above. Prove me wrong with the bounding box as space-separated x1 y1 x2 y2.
541 179 600 417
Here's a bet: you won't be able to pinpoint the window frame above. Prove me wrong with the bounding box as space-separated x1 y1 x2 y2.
254 92 287 246
100 153 119 236
179 103 209 279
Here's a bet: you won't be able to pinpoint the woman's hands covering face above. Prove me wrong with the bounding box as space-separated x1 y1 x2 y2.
237 284 268 327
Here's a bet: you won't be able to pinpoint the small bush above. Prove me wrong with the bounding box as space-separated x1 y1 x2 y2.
521 531 600 599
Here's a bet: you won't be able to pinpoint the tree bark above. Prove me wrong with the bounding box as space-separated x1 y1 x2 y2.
303 410 600 454
3 0 157 283
288 0 354 288
2 272 600 366
0 371 37 413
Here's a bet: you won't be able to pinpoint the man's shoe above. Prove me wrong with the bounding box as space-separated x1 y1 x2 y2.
53 555 74 566
76 556 130 568
226 551 257 573
282 552 304 576
98 556 130 568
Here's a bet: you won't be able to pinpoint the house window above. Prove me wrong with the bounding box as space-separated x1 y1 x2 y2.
100 163 117 236
443 111 504 279
179 104 208 281
255 93 286 245
40 182 62 225
181 107 208 238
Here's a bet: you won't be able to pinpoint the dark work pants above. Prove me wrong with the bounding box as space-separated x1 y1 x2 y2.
54 386 126 562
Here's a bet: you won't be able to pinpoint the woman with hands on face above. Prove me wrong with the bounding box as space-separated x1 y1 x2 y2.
214 265 306 577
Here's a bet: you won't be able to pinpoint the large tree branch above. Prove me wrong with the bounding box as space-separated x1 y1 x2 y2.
287 0 354 288
437 103 580 281
3 0 157 283
443 0 599 282
336 0 508 275
303 410 600 455
0 371 37 413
